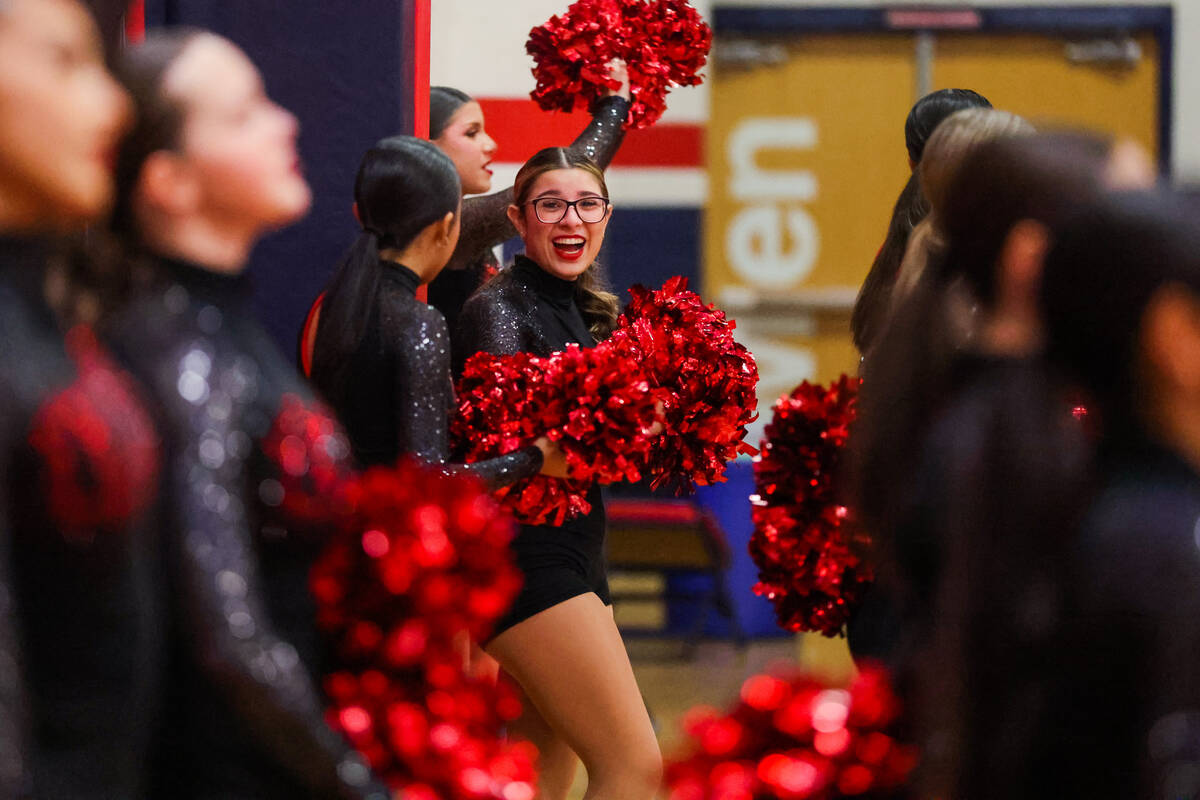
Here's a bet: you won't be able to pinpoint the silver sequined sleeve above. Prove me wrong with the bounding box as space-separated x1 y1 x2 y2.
444 95 631 273
399 306 542 490
568 94 633 167
170 349 387 800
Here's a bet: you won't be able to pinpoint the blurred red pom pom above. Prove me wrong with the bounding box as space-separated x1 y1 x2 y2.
526 0 712 129
260 393 358 531
665 665 917 800
749 376 873 637
608 276 759 492
312 461 532 797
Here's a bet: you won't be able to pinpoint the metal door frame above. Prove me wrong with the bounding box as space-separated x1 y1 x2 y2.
713 5 1175 173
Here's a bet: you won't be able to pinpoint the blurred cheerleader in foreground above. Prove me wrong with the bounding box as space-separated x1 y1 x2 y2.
852 131 1154 797
108 29 388 800
0 0 167 796
1036 191 1200 798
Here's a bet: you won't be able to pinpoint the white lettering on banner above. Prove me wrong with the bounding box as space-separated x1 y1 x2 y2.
726 206 820 288
728 119 818 201
725 117 820 288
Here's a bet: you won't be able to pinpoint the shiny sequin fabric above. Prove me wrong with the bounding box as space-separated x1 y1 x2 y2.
0 237 164 798
316 261 542 490
428 94 631 331
106 256 388 800
454 256 612 636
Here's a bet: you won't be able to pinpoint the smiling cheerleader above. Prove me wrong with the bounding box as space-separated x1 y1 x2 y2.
453 147 661 800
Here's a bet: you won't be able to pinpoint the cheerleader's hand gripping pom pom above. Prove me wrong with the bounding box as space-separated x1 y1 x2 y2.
453 344 662 525
749 376 874 637
608 276 760 493
526 0 713 129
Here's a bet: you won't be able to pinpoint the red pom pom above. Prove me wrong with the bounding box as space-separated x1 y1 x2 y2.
665 664 918 799
537 343 661 484
453 344 660 525
260 393 358 530
312 461 533 796
526 0 713 129
608 276 759 492
749 376 873 637
492 474 593 528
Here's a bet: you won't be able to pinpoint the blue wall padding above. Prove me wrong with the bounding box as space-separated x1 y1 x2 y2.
666 460 789 638
142 1 415 359
602 207 701 300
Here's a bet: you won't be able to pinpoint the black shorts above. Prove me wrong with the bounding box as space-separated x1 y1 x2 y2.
488 495 611 639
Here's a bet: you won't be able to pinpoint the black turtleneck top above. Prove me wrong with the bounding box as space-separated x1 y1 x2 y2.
452 256 595 376
105 255 387 800
453 255 611 631
428 94 631 332
1034 438 1200 798
318 259 542 487
0 236 166 799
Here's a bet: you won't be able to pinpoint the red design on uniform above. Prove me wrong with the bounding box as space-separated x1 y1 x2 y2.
28 325 159 537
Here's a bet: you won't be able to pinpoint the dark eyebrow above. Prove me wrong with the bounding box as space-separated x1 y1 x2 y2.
532 191 605 200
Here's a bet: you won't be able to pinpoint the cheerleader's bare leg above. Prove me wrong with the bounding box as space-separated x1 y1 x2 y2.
486 593 662 800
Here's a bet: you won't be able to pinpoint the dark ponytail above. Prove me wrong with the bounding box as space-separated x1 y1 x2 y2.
851 173 927 352
854 131 1113 544
852 88 991 353
311 135 460 406
904 88 992 165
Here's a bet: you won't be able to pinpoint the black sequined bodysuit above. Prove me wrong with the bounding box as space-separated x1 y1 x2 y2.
427 95 630 333
0 237 165 799
322 260 542 489
106 256 388 800
454 256 611 636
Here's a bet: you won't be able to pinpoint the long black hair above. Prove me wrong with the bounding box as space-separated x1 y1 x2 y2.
310 135 460 404
853 135 1113 797
911 191 1200 799
853 131 1113 544
850 173 928 352
851 88 991 353
429 86 472 140
905 88 992 165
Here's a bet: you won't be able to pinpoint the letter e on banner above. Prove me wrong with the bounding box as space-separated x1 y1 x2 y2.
725 117 820 288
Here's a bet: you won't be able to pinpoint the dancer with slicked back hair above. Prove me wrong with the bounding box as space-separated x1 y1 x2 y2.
109 29 389 800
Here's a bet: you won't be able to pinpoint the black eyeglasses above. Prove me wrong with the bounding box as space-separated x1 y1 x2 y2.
528 196 611 224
